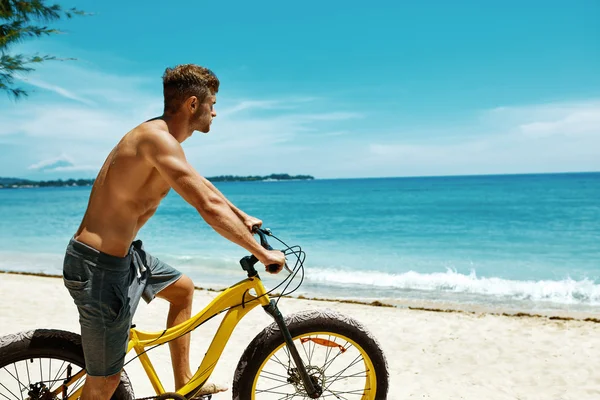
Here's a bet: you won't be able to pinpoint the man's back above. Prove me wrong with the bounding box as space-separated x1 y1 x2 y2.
75 120 171 257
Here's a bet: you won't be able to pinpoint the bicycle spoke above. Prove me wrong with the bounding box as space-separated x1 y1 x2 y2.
300 336 311 365
321 393 348 399
0 389 16 400
322 341 354 373
49 360 68 391
322 335 335 374
68 375 86 397
2 365 27 394
276 394 298 400
271 353 291 372
325 387 371 397
256 381 292 394
327 354 363 380
308 334 319 365
282 345 292 366
24 360 31 388
332 370 367 379
321 391 349 399
310 335 317 365
58 367 88 396
257 369 290 384
0 356 92 400
255 388 296 396
323 354 365 393
0 380 21 400
13 364 23 400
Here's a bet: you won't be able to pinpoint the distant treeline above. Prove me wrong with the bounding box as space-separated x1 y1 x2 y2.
208 174 314 182
0 178 92 188
0 174 314 188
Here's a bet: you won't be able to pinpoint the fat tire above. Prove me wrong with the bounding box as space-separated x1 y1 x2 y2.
0 329 134 400
232 309 389 399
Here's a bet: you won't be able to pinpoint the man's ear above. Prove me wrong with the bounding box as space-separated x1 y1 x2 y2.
187 96 198 112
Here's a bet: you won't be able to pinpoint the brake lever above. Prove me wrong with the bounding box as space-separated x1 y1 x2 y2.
253 226 292 274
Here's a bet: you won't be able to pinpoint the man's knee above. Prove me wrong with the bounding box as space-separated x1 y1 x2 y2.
159 275 194 306
82 372 122 400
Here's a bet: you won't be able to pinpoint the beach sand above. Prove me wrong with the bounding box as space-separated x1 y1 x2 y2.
1 273 599 399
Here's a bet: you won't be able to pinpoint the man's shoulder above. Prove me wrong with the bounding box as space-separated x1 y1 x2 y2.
135 122 178 146
134 122 181 157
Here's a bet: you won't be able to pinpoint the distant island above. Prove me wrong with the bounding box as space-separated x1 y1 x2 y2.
0 174 315 189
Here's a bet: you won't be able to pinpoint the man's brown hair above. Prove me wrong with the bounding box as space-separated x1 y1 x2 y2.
162 64 220 114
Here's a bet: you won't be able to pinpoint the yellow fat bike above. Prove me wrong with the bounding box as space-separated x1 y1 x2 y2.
0 228 389 399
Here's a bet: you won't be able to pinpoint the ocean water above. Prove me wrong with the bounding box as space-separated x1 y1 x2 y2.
0 173 599 314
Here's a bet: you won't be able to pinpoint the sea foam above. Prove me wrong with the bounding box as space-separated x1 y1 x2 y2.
305 267 600 306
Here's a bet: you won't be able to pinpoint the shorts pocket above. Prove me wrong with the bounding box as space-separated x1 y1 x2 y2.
98 266 131 325
63 277 91 306
110 282 131 324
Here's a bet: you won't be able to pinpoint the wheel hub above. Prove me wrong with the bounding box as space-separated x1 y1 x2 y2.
27 382 54 400
287 366 325 396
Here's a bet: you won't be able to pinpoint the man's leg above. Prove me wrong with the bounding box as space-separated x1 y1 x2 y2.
63 240 133 400
155 275 227 395
156 274 195 389
80 374 122 400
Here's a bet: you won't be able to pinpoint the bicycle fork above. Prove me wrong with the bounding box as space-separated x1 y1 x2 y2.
263 300 323 399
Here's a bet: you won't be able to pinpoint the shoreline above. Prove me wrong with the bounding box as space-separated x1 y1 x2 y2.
2 271 599 398
3 269 598 323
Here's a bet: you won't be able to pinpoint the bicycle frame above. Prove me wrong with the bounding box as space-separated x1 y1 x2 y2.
61 275 272 400
56 228 322 399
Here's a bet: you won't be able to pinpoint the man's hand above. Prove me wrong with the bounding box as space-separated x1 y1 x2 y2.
259 249 286 274
244 215 262 232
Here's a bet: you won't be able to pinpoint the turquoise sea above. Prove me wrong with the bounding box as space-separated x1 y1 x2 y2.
0 172 599 314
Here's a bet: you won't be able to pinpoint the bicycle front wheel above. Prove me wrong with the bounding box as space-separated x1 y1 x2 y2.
0 329 133 400
232 309 389 400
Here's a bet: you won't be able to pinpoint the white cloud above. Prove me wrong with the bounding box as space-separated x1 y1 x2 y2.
519 109 600 138
218 100 289 117
0 104 152 142
216 96 322 117
1 53 599 179
484 100 600 136
0 60 364 178
16 75 96 106
361 100 600 177
28 154 74 171
27 154 98 173
304 112 362 121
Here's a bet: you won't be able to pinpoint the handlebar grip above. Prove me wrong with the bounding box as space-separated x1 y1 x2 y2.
253 227 274 250
267 263 281 273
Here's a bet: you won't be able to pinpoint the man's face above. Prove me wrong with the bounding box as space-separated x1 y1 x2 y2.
191 94 217 133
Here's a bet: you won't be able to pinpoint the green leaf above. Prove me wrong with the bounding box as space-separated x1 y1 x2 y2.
0 0 88 99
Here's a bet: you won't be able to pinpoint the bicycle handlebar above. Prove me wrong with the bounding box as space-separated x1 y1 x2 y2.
239 226 290 276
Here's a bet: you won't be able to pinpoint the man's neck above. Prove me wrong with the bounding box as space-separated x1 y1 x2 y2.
159 114 192 143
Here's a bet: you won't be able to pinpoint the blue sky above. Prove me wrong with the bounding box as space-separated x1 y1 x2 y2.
1 0 599 179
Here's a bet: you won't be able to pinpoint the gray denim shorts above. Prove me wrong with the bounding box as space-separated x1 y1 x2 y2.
63 237 182 377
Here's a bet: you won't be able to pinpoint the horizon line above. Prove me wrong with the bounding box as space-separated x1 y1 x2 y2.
2 170 599 183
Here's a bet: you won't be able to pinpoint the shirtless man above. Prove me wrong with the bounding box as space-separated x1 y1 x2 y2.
62 64 286 400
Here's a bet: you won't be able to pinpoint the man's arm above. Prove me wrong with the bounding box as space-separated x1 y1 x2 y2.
138 130 281 269
199 176 260 229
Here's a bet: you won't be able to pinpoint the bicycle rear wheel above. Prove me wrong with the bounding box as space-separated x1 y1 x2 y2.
0 329 133 400
232 309 389 400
